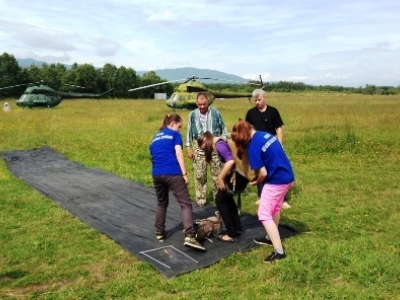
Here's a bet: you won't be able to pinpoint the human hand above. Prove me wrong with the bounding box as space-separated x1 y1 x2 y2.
183 174 189 185
187 148 194 160
217 178 225 190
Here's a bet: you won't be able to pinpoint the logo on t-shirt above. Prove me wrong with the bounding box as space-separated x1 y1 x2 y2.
261 135 276 152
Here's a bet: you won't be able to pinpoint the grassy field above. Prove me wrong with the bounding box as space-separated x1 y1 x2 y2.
1 93 400 299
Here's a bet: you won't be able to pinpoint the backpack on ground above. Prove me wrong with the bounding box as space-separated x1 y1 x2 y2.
194 212 222 242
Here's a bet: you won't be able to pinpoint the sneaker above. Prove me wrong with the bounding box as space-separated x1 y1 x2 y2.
155 230 170 242
264 250 286 262
254 236 272 245
282 201 291 209
184 236 206 251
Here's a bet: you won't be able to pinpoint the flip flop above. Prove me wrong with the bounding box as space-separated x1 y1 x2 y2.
218 234 236 243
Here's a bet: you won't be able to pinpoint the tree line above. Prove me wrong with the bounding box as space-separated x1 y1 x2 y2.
207 81 399 95
1 52 398 98
0 52 174 99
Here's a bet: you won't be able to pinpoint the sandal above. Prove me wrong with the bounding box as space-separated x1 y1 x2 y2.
218 234 236 243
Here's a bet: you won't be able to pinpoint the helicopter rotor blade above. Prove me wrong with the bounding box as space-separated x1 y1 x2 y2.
183 76 200 83
194 77 259 85
64 84 86 89
128 78 188 92
0 82 39 91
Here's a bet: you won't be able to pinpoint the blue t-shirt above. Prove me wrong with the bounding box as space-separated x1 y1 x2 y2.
149 128 183 176
248 131 294 184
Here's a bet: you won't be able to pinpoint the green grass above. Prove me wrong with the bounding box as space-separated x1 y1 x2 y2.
1 93 400 299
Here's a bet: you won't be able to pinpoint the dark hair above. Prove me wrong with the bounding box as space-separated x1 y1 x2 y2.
231 119 252 159
160 113 182 130
197 131 214 163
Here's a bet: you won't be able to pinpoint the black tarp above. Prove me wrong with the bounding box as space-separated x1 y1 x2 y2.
1 146 299 279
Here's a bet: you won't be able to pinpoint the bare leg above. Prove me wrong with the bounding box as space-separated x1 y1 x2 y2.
264 220 282 251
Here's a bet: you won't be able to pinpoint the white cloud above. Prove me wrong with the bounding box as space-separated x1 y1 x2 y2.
0 0 399 86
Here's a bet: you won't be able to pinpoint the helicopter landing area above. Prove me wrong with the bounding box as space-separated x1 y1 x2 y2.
1 146 299 279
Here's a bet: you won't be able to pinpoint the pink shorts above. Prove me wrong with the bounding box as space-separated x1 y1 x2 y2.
258 182 293 226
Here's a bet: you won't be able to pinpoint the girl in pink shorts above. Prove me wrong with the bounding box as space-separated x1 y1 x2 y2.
232 119 295 263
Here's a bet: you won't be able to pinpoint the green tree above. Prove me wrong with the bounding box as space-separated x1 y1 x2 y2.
41 63 67 90
138 71 173 98
114 66 139 98
98 63 118 94
73 64 99 93
26 64 43 82
363 84 377 95
0 52 23 97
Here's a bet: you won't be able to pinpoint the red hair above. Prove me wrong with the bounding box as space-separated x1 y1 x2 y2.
231 119 253 159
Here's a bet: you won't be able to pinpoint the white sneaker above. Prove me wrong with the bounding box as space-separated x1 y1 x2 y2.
282 201 291 209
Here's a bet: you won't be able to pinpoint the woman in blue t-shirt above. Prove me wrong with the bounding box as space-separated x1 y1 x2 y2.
149 114 205 251
231 119 295 262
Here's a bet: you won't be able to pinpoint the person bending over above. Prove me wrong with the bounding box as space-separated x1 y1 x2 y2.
231 119 295 262
197 131 247 242
245 89 290 209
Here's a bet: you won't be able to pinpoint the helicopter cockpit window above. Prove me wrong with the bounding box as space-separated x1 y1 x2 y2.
179 95 185 102
169 93 177 101
18 95 28 102
34 89 57 96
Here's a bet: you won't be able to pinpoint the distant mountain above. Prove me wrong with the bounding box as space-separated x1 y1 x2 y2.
17 58 74 69
16 58 249 84
17 58 44 68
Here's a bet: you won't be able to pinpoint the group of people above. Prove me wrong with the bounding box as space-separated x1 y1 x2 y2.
149 90 295 262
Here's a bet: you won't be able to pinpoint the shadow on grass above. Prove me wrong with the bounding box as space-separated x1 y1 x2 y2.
0 269 29 280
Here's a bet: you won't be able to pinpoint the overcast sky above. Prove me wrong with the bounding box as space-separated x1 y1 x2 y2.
1 0 399 87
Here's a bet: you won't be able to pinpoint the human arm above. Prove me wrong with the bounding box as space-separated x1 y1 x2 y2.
245 109 252 125
219 113 228 136
215 140 235 190
175 145 189 184
185 112 195 159
219 117 228 136
211 108 228 136
250 167 267 185
217 159 235 190
187 147 194 160
273 107 284 145
276 126 283 145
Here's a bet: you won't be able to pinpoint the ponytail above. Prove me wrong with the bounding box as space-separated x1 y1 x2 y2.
160 113 182 130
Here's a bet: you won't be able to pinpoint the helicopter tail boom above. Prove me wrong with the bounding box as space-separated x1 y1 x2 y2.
58 88 113 99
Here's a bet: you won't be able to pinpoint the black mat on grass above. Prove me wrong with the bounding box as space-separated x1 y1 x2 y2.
1 146 299 279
